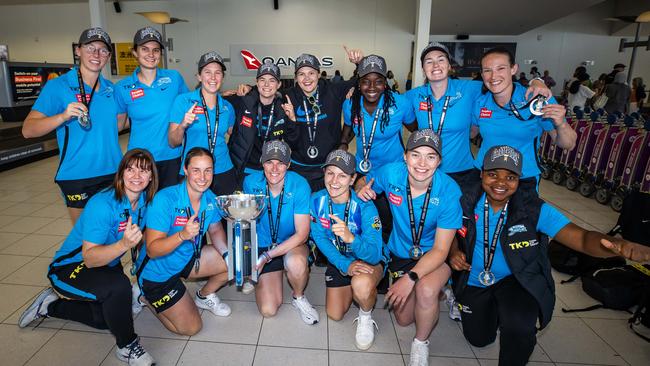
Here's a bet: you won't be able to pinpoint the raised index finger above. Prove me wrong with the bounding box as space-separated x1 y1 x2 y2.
187 102 197 114
329 214 344 224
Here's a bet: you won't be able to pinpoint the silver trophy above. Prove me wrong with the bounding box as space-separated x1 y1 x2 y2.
216 194 266 288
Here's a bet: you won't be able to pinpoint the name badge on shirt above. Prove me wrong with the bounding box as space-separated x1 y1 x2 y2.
192 105 205 114
388 192 403 206
130 88 145 100
173 216 188 227
319 217 330 229
241 116 253 127
75 94 91 103
419 101 429 111
480 108 492 119
118 220 128 233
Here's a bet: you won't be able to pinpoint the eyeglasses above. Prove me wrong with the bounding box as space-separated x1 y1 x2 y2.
81 44 111 57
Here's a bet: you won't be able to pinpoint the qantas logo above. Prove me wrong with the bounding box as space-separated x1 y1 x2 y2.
241 49 262 70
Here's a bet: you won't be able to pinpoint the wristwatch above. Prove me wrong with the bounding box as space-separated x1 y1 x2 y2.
407 270 419 283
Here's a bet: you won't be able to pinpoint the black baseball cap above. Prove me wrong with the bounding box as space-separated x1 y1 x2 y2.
133 26 164 49
198 51 226 72
257 61 281 81
260 140 291 165
420 41 452 64
406 129 442 157
294 53 320 73
78 27 112 49
323 150 356 175
482 145 523 176
357 55 388 78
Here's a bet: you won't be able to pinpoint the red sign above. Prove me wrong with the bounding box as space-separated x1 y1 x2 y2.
419 102 429 111
480 108 492 119
241 116 253 127
130 88 145 100
192 105 205 115
388 192 402 206
173 216 188 227
241 49 262 70
14 75 42 83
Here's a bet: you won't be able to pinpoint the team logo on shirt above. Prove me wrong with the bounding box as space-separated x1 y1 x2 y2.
508 239 538 250
156 77 172 86
480 107 492 119
241 116 253 127
429 197 440 206
508 224 527 236
371 216 382 231
388 192 403 206
319 217 330 229
192 105 205 114
130 88 145 100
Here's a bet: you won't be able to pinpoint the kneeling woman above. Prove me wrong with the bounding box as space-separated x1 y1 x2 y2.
311 149 387 350
243 140 318 324
358 129 462 366
138 147 231 336
19 149 158 366
449 145 650 366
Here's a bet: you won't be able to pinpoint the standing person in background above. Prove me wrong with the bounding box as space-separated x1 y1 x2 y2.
22 28 123 223
386 70 399 92
405 71 413 91
115 27 188 191
567 73 595 111
529 66 541 79
168 52 237 196
331 70 344 83
542 70 556 88
320 71 328 81
592 73 608 95
631 77 647 113
605 63 626 84
517 72 529 87
604 72 631 114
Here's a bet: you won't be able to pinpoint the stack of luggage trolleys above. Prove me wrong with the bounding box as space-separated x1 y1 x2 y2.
539 107 650 212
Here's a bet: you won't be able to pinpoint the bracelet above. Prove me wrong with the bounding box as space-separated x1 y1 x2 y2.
531 77 545 84
178 231 187 241
263 251 272 262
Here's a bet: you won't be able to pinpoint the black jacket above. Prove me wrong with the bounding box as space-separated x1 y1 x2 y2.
226 89 298 182
452 182 555 328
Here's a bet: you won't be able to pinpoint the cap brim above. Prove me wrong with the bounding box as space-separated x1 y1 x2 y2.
200 60 227 72
135 39 164 49
407 142 442 157
295 64 319 73
358 70 387 78
420 46 452 63
256 71 280 81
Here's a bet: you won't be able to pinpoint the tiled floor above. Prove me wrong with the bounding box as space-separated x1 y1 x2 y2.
0 135 648 365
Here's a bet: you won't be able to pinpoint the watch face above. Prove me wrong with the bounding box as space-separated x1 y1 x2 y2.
408 271 418 282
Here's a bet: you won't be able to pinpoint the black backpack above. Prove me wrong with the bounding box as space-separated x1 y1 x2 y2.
608 190 650 246
548 240 626 283
562 264 650 314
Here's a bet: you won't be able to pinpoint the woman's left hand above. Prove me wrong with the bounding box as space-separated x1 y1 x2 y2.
385 275 415 309
541 103 567 127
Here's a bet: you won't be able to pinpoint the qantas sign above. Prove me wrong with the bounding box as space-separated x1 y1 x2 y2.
239 49 333 70
230 44 339 75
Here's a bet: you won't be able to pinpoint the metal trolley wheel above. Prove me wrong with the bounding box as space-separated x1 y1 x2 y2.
566 176 579 191
610 193 625 212
552 170 565 185
595 188 610 204
579 182 595 197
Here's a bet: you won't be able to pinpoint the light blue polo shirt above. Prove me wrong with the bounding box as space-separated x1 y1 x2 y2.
52 188 147 268
468 195 570 287
115 68 188 162
32 68 122 181
406 79 482 173
310 188 386 274
243 170 311 248
139 181 222 283
169 89 235 175
343 93 415 174
472 83 557 179
368 162 462 258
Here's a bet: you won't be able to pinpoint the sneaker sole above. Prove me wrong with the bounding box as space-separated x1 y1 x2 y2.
18 288 54 328
355 339 374 350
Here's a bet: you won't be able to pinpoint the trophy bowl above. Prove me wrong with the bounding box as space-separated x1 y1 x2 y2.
216 194 266 221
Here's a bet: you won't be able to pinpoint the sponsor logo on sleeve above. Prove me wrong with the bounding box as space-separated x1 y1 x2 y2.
319 217 330 229
192 105 205 114
173 216 188 227
480 107 492 119
388 192 403 206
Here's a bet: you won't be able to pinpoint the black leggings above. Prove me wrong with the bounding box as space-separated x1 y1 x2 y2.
457 276 539 366
47 262 136 348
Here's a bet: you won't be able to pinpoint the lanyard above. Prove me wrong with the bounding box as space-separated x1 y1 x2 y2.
76 68 99 111
266 182 284 245
257 101 276 141
494 88 541 121
200 91 220 155
482 198 508 272
124 207 142 275
186 206 206 272
359 103 383 163
328 192 351 253
426 95 450 133
302 92 320 146
406 179 433 251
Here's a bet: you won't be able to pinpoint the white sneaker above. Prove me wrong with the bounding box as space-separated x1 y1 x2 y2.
116 337 155 366
353 312 378 350
194 291 232 317
291 296 319 325
18 288 58 328
241 281 255 295
444 288 461 321
131 283 144 316
408 338 430 366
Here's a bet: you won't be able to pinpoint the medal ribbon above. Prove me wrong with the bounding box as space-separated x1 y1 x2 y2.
200 91 220 155
257 101 276 141
482 197 508 274
76 67 99 118
266 182 285 246
360 101 383 164
302 91 320 150
406 178 433 254
328 192 351 254
426 95 450 134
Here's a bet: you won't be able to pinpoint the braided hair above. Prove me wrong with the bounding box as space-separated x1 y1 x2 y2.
350 76 396 134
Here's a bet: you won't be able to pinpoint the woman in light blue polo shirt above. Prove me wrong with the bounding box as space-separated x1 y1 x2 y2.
168 51 237 196
115 27 188 190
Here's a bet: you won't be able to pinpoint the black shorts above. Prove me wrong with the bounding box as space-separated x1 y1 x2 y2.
325 262 386 288
56 174 114 209
48 261 129 301
156 157 182 191
258 247 285 275
210 168 239 196
141 256 195 313
387 256 418 280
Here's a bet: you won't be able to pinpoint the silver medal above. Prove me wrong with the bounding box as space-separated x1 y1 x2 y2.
78 112 92 129
529 96 548 116
478 270 496 286
409 246 423 260
307 146 319 158
358 159 372 174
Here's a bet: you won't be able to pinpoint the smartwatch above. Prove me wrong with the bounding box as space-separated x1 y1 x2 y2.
407 270 419 283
